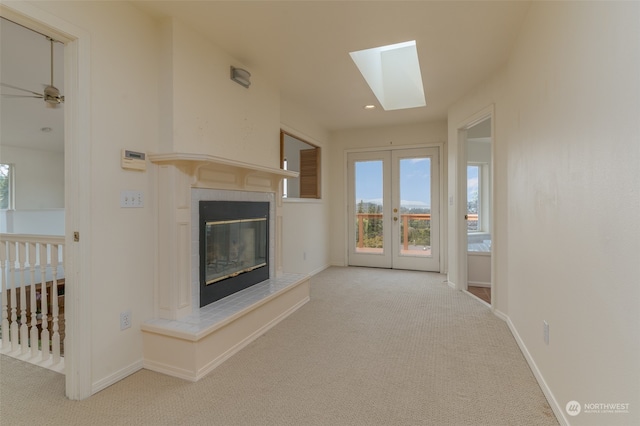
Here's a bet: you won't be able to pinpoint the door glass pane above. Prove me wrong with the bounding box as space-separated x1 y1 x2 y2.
467 164 491 252
355 160 383 254
467 165 479 233
399 157 431 257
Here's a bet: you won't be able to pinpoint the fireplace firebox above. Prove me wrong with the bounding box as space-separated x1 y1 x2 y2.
199 201 269 307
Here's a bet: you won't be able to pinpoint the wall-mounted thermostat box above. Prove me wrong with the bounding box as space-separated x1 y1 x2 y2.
121 149 146 171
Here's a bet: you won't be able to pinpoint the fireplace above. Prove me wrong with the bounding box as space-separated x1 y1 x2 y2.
199 200 269 307
143 153 310 382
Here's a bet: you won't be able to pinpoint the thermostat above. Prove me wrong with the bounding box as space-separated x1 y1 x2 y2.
121 149 146 171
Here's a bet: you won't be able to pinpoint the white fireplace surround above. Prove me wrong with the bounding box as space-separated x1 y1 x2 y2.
141 153 310 381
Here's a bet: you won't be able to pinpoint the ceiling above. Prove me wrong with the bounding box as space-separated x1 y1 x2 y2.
1 1 531 154
0 17 65 152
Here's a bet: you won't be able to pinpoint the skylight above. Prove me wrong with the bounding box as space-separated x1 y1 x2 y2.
350 40 426 111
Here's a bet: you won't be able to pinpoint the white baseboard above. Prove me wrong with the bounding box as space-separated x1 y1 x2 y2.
92 359 143 395
504 316 568 426
309 264 330 277
468 281 491 287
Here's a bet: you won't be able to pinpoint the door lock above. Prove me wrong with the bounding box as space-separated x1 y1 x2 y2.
393 217 398 221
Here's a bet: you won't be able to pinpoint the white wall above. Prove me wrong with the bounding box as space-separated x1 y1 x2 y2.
280 97 331 275
0 145 64 234
168 20 281 168
22 0 333 395
329 122 447 268
29 0 160 393
0 145 64 209
449 2 640 424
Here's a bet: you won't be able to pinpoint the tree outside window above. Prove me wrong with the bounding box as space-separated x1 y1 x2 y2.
0 163 12 209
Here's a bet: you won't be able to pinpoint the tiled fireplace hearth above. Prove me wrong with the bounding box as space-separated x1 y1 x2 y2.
141 153 309 381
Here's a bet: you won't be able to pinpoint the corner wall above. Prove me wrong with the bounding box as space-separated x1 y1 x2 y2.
449 2 640 424
280 97 331 275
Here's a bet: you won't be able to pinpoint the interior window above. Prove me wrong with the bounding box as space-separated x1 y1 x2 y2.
280 131 321 199
0 163 13 209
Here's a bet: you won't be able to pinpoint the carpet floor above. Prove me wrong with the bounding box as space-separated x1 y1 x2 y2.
0 266 558 425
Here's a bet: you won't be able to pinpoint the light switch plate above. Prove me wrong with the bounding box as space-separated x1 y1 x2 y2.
120 190 144 208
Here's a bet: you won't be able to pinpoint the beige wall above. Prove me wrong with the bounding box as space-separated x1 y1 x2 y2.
20 0 332 395
450 2 639 424
280 98 331 275
0 145 64 209
29 0 160 391
168 20 281 168
329 122 447 268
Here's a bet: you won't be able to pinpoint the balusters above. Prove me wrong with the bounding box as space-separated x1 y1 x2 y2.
0 235 64 369
50 244 60 364
8 242 19 352
0 240 8 351
18 242 29 354
28 242 39 358
39 243 50 360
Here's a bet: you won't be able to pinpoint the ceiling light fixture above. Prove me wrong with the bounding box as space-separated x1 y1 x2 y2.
230 66 251 88
364 105 376 110
350 40 426 111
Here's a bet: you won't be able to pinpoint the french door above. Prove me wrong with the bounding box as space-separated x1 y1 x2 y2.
347 147 440 271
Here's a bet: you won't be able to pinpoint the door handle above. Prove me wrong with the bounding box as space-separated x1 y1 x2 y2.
464 214 469 220
393 217 398 222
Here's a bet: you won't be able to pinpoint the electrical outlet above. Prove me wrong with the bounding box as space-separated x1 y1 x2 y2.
120 310 132 330
543 320 549 345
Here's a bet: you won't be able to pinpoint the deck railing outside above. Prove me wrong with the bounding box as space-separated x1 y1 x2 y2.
0 233 65 372
355 213 480 251
356 213 435 251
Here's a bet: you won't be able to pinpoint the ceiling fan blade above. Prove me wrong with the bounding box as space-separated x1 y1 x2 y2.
0 82 43 97
1 93 44 99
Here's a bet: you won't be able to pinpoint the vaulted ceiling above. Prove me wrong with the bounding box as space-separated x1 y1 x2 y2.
1 1 531 153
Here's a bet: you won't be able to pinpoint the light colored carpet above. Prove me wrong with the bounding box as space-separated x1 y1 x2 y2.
0 266 558 425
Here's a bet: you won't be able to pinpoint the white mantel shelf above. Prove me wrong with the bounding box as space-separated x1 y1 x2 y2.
149 152 298 180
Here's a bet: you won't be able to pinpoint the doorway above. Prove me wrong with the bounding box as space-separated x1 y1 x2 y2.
460 115 493 304
1 4 91 399
347 147 440 271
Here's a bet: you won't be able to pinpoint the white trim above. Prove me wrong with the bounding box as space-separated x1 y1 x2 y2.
462 289 490 307
492 308 508 322
491 309 566 425
92 360 144 395
307 263 330 277
467 281 490 287
454 105 495 308
504 316 568 426
0 1 93 400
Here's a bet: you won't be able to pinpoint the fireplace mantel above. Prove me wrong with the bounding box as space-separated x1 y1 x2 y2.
149 152 298 191
149 151 299 321
143 151 311 381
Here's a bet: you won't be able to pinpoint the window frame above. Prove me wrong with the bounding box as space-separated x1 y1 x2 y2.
280 130 321 200
467 162 490 234
0 163 15 210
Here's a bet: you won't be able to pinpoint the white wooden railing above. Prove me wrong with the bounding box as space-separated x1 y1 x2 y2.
0 234 65 372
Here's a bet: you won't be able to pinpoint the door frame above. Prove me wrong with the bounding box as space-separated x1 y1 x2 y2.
343 143 445 273
1 3 93 399
455 106 495 306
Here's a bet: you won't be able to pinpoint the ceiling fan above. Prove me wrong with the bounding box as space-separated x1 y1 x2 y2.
0 36 64 106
